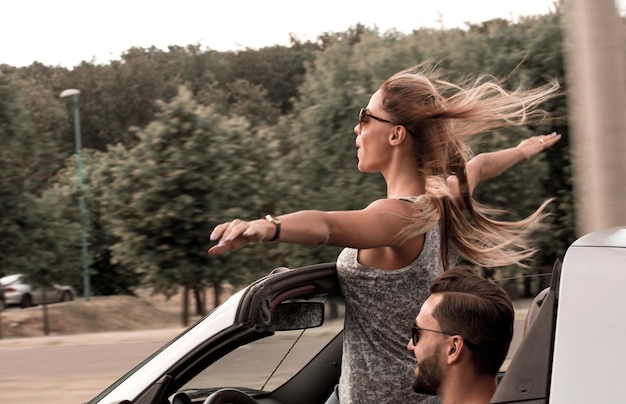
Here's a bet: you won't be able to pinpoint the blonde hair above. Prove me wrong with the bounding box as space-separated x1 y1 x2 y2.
382 66 559 269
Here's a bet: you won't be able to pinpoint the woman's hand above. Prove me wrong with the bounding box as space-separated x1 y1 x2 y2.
208 218 275 255
517 132 561 159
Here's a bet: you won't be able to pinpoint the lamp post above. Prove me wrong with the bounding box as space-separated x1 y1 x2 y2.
60 89 90 301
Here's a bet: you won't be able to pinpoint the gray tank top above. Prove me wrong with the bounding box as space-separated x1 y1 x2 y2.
336 225 448 404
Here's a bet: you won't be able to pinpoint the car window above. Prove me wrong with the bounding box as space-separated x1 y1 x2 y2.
180 293 345 393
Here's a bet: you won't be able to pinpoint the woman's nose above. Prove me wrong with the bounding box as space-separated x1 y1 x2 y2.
354 123 360 136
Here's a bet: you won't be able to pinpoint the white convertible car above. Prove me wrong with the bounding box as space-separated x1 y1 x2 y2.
87 226 626 404
88 263 345 404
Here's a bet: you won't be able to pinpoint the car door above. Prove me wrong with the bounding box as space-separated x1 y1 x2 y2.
89 262 345 404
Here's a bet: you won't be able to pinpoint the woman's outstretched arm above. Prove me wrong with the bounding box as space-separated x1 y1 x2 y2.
449 132 561 199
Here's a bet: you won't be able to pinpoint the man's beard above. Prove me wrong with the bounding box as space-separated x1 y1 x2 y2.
412 348 443 396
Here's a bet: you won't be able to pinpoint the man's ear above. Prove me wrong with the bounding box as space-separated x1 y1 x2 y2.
445 336 464 365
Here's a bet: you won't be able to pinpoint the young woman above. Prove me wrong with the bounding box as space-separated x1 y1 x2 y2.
208 66 560 404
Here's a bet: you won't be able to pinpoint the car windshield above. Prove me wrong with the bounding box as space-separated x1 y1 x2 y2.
178 294 345 397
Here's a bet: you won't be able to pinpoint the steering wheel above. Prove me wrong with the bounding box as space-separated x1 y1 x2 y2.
203 388 260 404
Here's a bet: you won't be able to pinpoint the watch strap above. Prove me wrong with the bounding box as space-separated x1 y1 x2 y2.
264 215 281 242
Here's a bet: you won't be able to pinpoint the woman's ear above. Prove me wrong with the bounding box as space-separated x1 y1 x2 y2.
389 126 408 146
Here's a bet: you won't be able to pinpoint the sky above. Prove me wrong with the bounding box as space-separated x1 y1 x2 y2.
2 0 563 68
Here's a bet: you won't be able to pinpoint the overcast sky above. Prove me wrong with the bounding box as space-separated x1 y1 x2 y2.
1 0 566 68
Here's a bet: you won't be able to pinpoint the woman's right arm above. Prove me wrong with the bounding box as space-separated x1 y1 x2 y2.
208 210 331 255
207 200 414 255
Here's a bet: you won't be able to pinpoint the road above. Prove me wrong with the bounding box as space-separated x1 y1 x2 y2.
0 328 183 404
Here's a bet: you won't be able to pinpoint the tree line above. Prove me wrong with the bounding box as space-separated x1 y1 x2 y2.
0 11 573 325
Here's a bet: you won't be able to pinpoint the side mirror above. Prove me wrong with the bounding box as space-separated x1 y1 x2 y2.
272 302 325 331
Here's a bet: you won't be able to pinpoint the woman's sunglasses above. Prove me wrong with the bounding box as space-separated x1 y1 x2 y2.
358 108 414 136
359 108 395 125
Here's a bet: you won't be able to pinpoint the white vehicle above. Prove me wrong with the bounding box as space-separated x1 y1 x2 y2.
0 283 5 311
492 226 626 403
0 274 75 308
88 263 344 404
84 226 624 404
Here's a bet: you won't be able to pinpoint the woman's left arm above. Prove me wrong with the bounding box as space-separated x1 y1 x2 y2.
449 132 561 198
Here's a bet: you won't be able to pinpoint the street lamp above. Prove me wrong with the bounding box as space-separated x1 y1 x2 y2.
60 89 90 301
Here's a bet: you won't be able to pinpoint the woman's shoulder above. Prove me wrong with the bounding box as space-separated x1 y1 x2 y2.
367 196 420 208
362 199 415 219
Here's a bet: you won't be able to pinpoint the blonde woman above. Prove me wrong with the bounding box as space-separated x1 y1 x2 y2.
209 66 560 404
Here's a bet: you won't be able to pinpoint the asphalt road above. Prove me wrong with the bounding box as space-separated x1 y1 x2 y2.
1 340 164 378
0 328 183 404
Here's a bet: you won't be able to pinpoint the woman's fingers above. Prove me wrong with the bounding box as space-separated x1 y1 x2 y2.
208 219 266 255
210 219 245 243
209 222 230 241
517 132 561 159
540 132 561 148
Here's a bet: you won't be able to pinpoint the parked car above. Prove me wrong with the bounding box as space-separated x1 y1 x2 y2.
86 226 625 404
0 274 75 308
0 282 5 311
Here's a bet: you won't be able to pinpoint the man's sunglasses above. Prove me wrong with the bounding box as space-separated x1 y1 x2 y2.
411 324 476 350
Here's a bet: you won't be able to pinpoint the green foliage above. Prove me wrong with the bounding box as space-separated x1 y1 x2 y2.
0 75 24 254
46 148 141 296
221 45 313 114
10 76 68 190
0 73 40 274
18 192 83 288
1 10 579 300
103 86 277 308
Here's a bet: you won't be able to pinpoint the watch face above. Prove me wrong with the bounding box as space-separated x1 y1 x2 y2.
264 215 281 241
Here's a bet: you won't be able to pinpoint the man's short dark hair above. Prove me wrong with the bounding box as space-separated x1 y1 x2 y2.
429 265 514 376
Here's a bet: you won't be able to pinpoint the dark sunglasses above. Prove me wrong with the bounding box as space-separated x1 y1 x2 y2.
411 324 453 345
411 324 477 350
358 108 414 136
359 108 396 125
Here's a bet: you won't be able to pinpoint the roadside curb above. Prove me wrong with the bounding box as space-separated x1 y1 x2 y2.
0 327 185 348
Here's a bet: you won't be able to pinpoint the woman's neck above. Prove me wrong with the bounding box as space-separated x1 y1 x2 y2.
381 140 426 198
384 170 426 199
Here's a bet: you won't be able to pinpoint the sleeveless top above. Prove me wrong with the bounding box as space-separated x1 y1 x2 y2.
336 222 453 404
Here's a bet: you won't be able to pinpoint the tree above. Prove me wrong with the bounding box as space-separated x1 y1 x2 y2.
221 45 313 114
45 148 140 296
0 71 83 335
104 86 276 325
18 192 83 335
0 72 36 273
10 75 69 191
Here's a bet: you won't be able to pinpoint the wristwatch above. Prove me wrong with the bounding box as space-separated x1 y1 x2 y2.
264 215 281 242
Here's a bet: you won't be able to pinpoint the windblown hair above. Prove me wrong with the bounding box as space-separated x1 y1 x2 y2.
430 266 514 376
380 65 559 268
